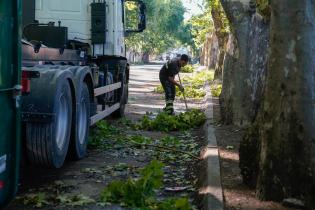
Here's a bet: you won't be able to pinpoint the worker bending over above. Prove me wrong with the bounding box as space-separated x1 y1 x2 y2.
159 54 189 115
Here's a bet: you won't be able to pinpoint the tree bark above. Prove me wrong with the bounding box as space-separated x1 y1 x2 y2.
200 32 219 69
141 52 150 63
211 5 229 80
256 0 315 205
220 0 269 126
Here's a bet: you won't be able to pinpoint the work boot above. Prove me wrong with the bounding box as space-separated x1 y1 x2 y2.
163 106 174 115
163 108 174 115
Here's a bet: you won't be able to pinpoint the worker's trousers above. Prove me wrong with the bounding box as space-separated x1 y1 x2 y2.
160 78 175 115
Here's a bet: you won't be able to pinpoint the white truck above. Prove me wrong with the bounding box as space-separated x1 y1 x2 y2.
1 0 146 204
20 0 146 169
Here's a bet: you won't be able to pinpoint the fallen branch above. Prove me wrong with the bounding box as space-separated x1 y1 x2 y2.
129 141 201 161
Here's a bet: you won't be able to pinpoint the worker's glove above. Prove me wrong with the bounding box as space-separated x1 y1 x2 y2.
179 85 185 92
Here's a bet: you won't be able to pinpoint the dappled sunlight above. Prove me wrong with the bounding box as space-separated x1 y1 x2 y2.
219 149 239 162
199 186 223 197
129 103 164 109
200 147 219 160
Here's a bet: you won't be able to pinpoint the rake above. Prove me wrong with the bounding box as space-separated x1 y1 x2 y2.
178 73 188 111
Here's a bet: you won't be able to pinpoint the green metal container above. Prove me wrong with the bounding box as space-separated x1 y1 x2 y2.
0 0 22 207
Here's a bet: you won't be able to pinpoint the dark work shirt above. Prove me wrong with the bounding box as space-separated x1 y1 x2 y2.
159 58 180 80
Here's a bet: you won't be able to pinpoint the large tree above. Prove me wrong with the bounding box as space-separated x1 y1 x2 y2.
208 0 229 79
255 0 315 204
218 0 315 207
219 0 269 126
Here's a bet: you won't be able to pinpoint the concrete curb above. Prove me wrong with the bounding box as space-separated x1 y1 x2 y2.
200 81 224 210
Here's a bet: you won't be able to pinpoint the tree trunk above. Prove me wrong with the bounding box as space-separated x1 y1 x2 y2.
255 0 315 205
141 52 150 63
200 32 219 69
219 0 269 126
219 0 251 125
211 2 229 80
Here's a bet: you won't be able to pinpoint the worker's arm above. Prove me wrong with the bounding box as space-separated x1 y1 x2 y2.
168 76 180 87
168 76 184 91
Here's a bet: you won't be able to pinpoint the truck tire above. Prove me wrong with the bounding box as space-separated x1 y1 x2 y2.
112 74 128 118
69 83 90 160
26 79 72 168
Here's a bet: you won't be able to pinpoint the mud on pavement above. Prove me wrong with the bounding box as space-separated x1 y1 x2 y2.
5 64 210 210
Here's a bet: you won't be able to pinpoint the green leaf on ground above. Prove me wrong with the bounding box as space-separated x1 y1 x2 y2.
136 109 206 132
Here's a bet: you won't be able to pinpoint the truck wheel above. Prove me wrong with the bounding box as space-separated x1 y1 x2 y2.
26 80 72 168
69 83 90 160
112 75 128 118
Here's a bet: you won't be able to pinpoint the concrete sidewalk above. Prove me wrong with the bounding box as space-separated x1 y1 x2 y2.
199 81 224 210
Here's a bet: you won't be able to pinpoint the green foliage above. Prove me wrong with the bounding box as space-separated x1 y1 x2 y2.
17 193 95 208
155 198 191 210
179 70 214 98
88 121 119 148
256 0 271 19
137 109 206 132
207 0 230 34
176 86 206 99
188 7 214 49
183 70 214 88
126 0 192 55
160 136 180 146
125 2 138 30
117 117 135 128
55 194 95 206
181 65 195 73
128 135 153 146
210 83 222 97
101 160 164 207
17 193 49 208
101 160 192 209
187 0 229 57
154 70 214 99
154 85 164 94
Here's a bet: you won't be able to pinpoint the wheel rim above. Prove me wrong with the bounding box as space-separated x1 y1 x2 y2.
78 96 87 145
56 92 69 150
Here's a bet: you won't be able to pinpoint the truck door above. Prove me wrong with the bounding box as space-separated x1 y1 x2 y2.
0 0 22 207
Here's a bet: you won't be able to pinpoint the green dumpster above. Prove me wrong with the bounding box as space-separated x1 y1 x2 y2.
0 0 22 207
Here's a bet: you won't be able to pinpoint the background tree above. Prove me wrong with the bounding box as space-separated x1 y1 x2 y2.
125 0 192 62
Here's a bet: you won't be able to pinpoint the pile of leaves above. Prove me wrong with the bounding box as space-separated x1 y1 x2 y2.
88 121 120 149
101 160 191 209
180 64 195 73
16 182 95 208
137 109 206 132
